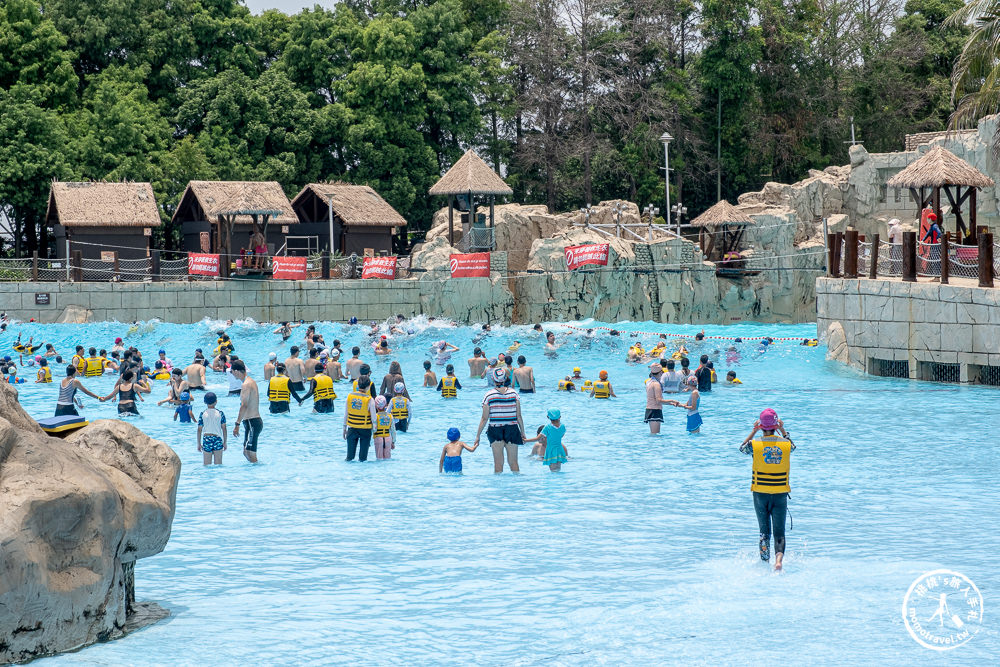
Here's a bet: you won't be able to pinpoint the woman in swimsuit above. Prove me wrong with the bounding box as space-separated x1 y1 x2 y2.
103 369 144 416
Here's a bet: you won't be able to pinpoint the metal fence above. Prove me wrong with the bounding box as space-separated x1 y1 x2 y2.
837 238 1000 280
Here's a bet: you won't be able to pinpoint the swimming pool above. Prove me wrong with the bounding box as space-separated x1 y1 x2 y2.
6 318 997 665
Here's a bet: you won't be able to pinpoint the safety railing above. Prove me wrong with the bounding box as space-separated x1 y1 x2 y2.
830 230 997 287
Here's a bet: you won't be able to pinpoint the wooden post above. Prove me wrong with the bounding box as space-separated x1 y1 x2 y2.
902 231 917 282
939 234 949 285
31 252 38 282
933 186 942 226
844 229 858 278
827 233 837 276
321 250 331 279
448 197 454 246
978 233 994 288
869 233 879 279
969 188 978 244
151 250 161 282
112 251 120 281
72 249 83 282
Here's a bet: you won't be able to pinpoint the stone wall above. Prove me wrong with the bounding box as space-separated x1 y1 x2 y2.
816 276 1000 382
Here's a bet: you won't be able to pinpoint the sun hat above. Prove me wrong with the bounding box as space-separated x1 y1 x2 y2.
375 395 387 409
204 392 217 405
447 427 461 441
650 363 662 374
394 382 405 393
547 408 561 420
759 408 779 429
599 370 608 380
492 367 507 384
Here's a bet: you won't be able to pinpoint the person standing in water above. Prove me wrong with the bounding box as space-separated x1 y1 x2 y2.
468 348 488 378
185 358 207 390
644 364 672 435
54 365 102 417
665 375 701 432
343 376 378 461
474 368 526 473
284 346 307 393
231 360 262 463
512 355 535 394
345 346 364 380
739 408 795 571
439 428 478 473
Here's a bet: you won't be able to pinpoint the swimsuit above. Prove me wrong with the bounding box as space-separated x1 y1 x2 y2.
443 455 462 472
202 434 224 453
242 417 264 452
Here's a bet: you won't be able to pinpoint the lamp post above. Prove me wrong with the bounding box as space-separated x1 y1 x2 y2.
578 204 592 227
643 204 660 242
660 132 673 232
611 202 626 237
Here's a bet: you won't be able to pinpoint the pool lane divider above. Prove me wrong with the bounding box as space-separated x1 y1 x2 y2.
556 324 810 342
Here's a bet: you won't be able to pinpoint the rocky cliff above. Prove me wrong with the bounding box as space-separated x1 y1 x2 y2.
0 382 180 663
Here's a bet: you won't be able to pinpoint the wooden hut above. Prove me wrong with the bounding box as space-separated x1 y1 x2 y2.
689 200 755 263
291 183 407 255
886 146 995 244
172 181 297 260
428 150 512 249
46 182 161 260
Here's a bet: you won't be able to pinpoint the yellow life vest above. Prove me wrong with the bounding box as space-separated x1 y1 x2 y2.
729 378 743 385
441 376 457 398
268 376 291 402
710 368 717 383
374 412 394 437
72 354 85 372
313 374 336 401
593 380 610 398
13 342 25 352
37 367 52 383
583 380 593 388
751 436 792 494
152 371 171 380
390 396 409 420
84 357 105 377
557 379 575 391
805 339 818 347
346 392 373 428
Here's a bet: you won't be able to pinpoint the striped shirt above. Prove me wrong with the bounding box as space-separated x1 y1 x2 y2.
482 388 520 425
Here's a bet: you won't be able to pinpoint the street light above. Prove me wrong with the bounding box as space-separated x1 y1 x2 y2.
660 132 673 232
643 204 660 242
671 203 688 235
611 202 626 237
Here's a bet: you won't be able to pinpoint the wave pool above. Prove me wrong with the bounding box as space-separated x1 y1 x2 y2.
5 318 997 665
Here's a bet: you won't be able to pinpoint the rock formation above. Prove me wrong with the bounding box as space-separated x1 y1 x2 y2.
0 382 180 663
410 236 515 323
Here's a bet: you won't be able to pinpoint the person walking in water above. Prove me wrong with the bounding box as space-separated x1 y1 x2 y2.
739 408 795 571
231 360 263 463
343 376 378 461
474 368 526 473
644 364 671 435
55 365 102 416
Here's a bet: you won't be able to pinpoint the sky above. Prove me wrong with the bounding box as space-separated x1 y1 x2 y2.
243 0 338 13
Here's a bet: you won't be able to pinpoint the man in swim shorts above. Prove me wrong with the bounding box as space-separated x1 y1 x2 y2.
474 368 526 473
185 359 206 390
231 360 262 463
284 346 307 393
512 355 535 393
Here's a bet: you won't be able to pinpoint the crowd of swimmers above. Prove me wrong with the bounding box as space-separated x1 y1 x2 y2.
2 313 802 570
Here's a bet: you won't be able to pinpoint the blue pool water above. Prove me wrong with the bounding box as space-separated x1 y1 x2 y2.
4 318 998 665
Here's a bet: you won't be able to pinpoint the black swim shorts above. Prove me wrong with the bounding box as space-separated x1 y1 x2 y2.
242 417 263 452
644 409 663 423
486 424 523 445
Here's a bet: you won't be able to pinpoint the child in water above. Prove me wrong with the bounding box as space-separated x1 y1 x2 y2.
196 392 227 465
422 360 437 387
372 395 397 459
525 409 568 471
726 370 742 385
439 428 479 473
666 375 701 432
174 391 194 423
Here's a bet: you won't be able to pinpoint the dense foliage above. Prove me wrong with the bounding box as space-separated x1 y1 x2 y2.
0 0 974 254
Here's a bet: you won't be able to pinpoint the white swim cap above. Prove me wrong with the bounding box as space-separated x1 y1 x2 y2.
268 352 277 360
492 367 507 384
394 382 405 393
375 395 387 409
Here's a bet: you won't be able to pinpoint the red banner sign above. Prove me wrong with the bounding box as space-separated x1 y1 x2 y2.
188 253 220 276
362 255 397 280
272 256 308 280
449 252 490 278
565 243 610 270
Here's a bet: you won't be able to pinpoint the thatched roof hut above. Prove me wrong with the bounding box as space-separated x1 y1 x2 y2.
689 200 754 229
292 183 406 228
46 181 161 228
886 146 994 189
429 150 512 196
886 146 994 242
291 183 406 255
171 181 297 227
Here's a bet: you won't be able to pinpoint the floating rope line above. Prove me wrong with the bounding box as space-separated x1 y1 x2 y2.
556 323 815 343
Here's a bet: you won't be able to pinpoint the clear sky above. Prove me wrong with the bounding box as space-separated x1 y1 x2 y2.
243 0 338 14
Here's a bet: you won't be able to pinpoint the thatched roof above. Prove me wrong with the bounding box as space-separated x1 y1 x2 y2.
689 200 755 228
171 181 297 226
886 146 995 189
291 183 407 227
428 150 513 196
46 182 161 228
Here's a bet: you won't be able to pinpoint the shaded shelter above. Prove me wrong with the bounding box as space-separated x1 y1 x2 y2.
291 183 406 255
428 150 512 249
46 182 160 260
689 200 755 262
886 146 994 243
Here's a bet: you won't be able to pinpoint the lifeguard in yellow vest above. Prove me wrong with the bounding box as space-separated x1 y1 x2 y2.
266 363 302 415
300 371 337 414
389 382 412 432
739 408 795 572
343 376 378 461
437 364 461 398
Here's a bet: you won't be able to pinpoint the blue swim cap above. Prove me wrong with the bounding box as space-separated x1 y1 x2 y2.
180 391 190 401
547 408 561 420
447 427 461 442
158 349 166 354
349 317 358 324
204 392 217 405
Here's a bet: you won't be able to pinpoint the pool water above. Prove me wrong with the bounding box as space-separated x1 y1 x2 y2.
5 318 997 665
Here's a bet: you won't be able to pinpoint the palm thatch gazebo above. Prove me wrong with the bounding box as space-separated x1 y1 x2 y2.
886 146 995 244
429 150 513 249
291 183 406 255
689 200 755 261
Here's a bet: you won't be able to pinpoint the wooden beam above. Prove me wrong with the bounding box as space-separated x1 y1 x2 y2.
970 188 978 244
844 229 859 278
940 234 949 284
869 233 879 279
979 233 994 288
902 231 917 282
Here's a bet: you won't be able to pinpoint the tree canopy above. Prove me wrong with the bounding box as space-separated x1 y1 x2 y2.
0 0 976 254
